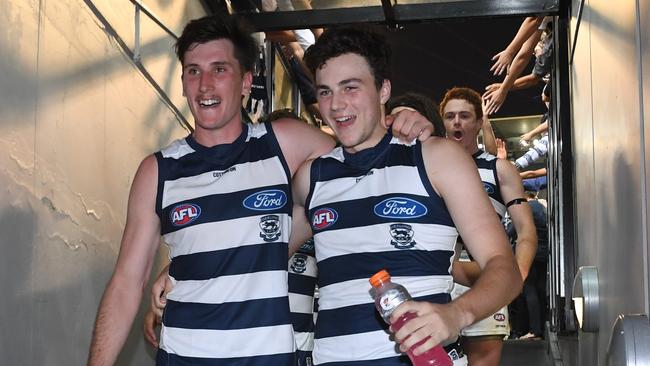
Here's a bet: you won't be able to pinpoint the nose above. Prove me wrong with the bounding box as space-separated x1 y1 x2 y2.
330 91 345 112
199 71 212 93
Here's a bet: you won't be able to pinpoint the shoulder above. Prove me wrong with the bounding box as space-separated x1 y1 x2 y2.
421 137 473 169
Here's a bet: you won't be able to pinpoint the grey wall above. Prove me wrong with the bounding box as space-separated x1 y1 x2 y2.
0 1 204 364
569 0 649 364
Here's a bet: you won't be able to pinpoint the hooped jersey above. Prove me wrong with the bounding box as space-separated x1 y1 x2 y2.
306 133 458 365
154 122 295 365
472 150 506 218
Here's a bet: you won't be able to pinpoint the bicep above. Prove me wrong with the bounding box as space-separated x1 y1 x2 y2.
274 119 335 176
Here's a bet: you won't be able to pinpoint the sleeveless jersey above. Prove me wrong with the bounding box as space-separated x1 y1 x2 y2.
472 150 506 218
306 133 458 365
289 239 318 365
154 122 295 365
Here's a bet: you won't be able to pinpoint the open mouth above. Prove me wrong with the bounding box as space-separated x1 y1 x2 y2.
453 131 463 140
334 115 354 127
198 98 221 108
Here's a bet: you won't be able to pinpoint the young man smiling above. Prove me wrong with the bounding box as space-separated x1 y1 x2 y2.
286 27 522 365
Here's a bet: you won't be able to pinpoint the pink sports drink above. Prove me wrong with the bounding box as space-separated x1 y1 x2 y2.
370 269 452 366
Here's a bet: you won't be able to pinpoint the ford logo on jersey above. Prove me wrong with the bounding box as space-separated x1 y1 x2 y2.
483 182 495 195
374 197 427 219
170 203 201 227
312 208 338 230
243 189 287 211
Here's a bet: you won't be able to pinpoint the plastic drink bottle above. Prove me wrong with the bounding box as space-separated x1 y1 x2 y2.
369 269 452 366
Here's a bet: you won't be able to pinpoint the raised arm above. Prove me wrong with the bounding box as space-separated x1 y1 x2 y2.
497 159 537 280
88 155 161 366
490 16 545 76
481 100 497 155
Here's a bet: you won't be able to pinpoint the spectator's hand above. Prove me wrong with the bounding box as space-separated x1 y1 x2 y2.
151 265 173 319
520 131 534 143
389 301 462 356
483 84 507 115
490 49 515 76
143 309 162 348
385 108 434 142
496 138 507 159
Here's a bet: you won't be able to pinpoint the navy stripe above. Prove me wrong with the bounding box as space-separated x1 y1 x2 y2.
163 297 291 330
291 312 315 333
170 243 288 280
309 193 454 234
156 348 295 366
288 272 317 296
317 250 453 288
295 350 313 366
315 293 449 339
318 355 411 366
161 183 291 234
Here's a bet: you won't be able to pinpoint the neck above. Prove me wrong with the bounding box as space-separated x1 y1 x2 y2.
192 120 244 147
343 125 388 154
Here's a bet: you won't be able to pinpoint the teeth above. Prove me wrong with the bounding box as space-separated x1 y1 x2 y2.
335 116 352 122
199 99 219 107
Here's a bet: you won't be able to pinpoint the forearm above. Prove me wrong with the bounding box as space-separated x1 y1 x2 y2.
481 119 497 155
514 234 537 280
511 74 540 91
88 278 144 366
450 254 521 328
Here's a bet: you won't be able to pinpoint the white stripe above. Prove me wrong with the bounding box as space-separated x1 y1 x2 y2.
309 166 428 209
162 157 287 209
160 324 295 359
315 223 457 262
313 330 399 364
163 214 291 258
477 168 496 185
289 293 315 314
318 275 453 311
246 122 268 140
167 270 288 304
160 138 195 159
294 331 315 351
488 196 507 217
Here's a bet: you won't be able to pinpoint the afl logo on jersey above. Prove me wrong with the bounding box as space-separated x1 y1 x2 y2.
374 197 427 219
493 313 506 322
390 223 416 249
312 208 338 230
243 189 287 211
170 203 201 227
483 182 495 195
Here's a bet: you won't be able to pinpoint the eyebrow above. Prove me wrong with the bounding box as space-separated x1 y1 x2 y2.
183 61 231 70
316 78 362 90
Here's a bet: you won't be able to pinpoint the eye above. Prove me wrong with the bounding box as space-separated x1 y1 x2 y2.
187 67 199 75
215 66 226 73
344 86 357 92
318 89 331 97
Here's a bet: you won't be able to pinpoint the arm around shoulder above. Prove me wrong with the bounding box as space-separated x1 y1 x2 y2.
272 118 335 177
289 159 315 256
88 155 162 366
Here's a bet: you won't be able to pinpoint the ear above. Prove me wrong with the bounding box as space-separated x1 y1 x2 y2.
242 71 253 96
379 79 391 105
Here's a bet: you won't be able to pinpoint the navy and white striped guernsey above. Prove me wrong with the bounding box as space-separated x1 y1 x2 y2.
306 133 458 365
473 150 506 218
289 239 318 365
154 122 295 365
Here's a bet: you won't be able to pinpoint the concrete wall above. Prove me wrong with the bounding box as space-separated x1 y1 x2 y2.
0 1 204 364
569 0 649 364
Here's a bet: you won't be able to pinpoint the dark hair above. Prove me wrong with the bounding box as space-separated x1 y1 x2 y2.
176 14 258 73
303 26 391 89
386 93 445 137
258 108 308 124
439 87 483 120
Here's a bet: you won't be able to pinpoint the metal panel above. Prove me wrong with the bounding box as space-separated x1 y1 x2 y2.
640 0 650 318
226 0 560 31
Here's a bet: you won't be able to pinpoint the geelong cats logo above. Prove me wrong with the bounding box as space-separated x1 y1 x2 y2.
259 214 281 242
290 254 308 274
389 223 416 249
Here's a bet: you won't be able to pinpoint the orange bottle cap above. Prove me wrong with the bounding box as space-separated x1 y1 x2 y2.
369 269 391 287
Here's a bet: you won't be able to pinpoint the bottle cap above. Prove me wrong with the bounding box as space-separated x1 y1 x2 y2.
369 269 391 287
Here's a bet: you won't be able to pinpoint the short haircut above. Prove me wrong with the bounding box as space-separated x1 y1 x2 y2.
303 26 391 89
386 93 445 137
176 14 258 73
439 87 483 120
258 108 308 124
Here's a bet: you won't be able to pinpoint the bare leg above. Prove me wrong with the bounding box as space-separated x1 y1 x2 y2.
461 336 504 366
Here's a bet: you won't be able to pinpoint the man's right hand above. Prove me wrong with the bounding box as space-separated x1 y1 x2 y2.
150 264 173 318
143 309 162 348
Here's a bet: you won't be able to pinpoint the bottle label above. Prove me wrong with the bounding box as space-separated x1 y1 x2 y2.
379 289 408 312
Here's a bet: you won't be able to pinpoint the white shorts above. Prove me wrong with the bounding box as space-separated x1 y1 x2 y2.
451 283 510 337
